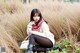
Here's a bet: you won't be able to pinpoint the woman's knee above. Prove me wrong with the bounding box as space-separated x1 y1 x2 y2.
29 34 36 38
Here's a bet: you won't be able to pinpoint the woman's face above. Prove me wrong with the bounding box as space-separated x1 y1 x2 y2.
33 13 40 22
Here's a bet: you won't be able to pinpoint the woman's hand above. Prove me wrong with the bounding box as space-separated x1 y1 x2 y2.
31 21 35 25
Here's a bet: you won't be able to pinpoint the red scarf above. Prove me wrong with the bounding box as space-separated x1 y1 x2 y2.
32 18 44 32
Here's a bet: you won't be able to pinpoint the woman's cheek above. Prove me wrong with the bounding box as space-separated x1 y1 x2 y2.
37 17 40 21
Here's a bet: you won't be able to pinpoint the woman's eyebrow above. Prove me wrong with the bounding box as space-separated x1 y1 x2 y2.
34 14 39 17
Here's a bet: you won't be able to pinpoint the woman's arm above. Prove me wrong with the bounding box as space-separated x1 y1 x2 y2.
26 22 34 35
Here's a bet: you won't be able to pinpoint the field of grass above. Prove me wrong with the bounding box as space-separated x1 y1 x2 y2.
0 0 80 53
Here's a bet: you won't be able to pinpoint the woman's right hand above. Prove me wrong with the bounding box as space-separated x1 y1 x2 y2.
31 21 35 25
27 21 35 35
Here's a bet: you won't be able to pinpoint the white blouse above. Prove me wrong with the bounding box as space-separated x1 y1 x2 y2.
26 21 55 45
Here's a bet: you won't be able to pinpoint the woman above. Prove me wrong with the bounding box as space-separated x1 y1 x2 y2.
26 9 55 53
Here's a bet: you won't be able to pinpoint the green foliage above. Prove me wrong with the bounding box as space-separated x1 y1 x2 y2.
47 50 59 53
54 38 80 53
56 39 71 48
60 39 71 48
62 49 68 53
55 38 76 53
76 48 80 53
52 50 59 53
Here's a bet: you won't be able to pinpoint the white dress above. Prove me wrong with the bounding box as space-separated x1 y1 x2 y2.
26 21 55 46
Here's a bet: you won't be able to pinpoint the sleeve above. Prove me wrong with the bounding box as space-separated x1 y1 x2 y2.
41 22 50 36
26 22 34 35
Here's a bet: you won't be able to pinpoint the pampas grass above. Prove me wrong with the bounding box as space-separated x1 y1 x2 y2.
0 25 20 53
0 0 80 53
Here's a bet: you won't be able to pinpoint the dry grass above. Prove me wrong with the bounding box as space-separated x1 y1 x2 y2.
0 0 80 53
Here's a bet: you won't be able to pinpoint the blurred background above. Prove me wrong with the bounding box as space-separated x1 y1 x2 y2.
0 0 80 53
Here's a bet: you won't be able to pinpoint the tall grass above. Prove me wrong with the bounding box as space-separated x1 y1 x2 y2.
0 0 80 53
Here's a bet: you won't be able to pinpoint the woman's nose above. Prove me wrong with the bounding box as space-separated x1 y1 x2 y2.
35 17 38 19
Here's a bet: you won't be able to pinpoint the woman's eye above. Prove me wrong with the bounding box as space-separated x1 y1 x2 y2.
33 16 36 17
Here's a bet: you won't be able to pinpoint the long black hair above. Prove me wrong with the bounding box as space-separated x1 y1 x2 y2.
30 9 43 25
30 9 47 26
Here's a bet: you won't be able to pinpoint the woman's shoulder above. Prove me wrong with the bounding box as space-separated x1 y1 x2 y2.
41 22 49 28
42 22 48 26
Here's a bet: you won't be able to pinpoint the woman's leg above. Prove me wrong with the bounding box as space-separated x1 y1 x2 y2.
33 45 46 52
28 34 53 53
29 34 53 48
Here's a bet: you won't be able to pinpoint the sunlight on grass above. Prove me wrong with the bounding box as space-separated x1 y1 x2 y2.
0 0 80 53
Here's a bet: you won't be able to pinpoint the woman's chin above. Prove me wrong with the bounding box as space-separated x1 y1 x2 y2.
35 21 38 22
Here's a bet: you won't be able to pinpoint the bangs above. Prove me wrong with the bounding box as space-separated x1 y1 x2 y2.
33 13 40 17
30 9 42 21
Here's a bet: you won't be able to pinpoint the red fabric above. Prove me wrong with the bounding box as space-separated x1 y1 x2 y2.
32 18 44 32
